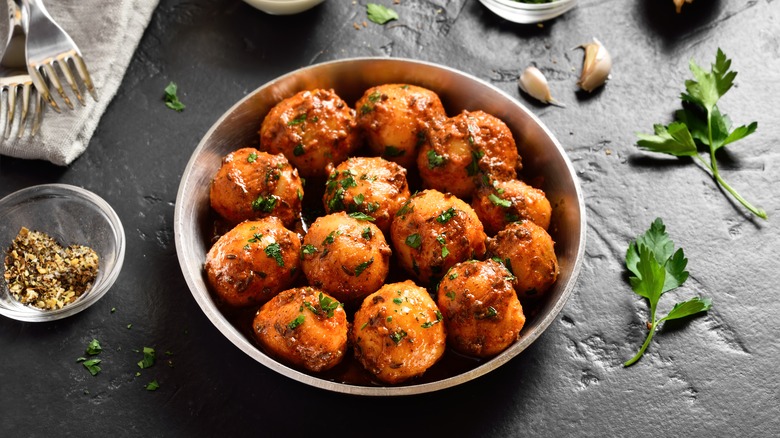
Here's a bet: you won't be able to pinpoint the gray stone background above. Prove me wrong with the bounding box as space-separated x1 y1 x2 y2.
1 0 779 436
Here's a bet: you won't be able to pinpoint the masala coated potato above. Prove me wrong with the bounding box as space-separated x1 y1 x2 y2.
209 148 304 227
259 89 360 178
417 110 521 199
253 287 348 373
205 217 301 307
350 280 446 384
355 84 447 168
486 220 559 299
301 212 391 303
390 189 487 285
322 157 411 234
437 260 526 357
471 178 552 236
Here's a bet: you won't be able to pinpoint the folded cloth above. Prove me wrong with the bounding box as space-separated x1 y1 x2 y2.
0 0 160 166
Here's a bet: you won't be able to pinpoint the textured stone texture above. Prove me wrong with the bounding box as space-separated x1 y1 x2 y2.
1 0 779 436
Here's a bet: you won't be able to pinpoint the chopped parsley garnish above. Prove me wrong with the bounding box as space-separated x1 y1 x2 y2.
362 227 373 240
446 291 456 300
293 143 305 156
163 82 185 112
319 293 340 318
288 314 305 330
354 193 365 205
488 193 512 208
421 310 443 328
324 230 339 245
389 330 407 344
302 244 318 256
395 199 413 217
475 306 498 319
264 243 285 267
251 195 277 212
146 380 160 391
466 150 485 176
436 235 449 258
248 233 264 243
349 212 375 222
287 113 307 126
383 146 406 157
137 347 156 369
247 152 258 163
82 358 102 376
405 233 422 249
366 202 380 213
448 271 458 280
354 258 374 277
328 188 345 211
393 297 403 305
426 150 445 169
436 207 456 224
86 339 102 356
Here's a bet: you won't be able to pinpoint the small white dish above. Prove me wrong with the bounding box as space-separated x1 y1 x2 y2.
243 0 325 15
480 0 577 24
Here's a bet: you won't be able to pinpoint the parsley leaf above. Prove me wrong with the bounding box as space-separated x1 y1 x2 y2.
405 233 422 249
264 243 285 267
288 314 305 330
623 218 712 367
349 212 375 222
163 82 185 112
86 339 102 356
367 3 399 25
436 207 456 224
354 258 374 277
488 193 512 208
318 293 340 318
146 380 160 391
426 150 445 169
82 358 102 376
138 347 156 369
636 49 765 219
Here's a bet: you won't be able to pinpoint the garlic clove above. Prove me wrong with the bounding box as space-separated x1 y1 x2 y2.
577 38 612 92
518 66 565 107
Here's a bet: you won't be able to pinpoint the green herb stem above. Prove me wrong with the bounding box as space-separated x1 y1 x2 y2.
624 305 657 367
694 155 767 220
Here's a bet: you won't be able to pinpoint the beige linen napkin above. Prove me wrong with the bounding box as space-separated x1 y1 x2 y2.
0 0 160 166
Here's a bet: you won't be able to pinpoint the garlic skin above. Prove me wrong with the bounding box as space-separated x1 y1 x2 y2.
518 66 564 107
577 38 612 93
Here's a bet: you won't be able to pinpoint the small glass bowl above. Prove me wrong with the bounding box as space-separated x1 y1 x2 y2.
0 184 125 322
242 0 325 15
480 0 578 24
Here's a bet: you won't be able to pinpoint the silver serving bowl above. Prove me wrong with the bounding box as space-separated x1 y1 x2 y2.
174 58 586 396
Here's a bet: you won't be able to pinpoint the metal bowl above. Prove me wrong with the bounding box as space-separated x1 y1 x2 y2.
174 58 585 396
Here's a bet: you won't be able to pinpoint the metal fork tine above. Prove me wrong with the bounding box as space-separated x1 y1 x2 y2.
42 63 72 109
56 55 84 106
5 86 17 138
17 82 31 138
28 65 60 113
71 54 97 101
31 89 43 136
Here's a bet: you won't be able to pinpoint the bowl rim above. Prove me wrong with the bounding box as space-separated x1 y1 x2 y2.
0 183 126 322
174 57 586 396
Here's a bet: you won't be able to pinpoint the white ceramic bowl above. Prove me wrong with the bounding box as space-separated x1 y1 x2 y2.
243 0 325 15
480 0 578 24
0 184 125 322
174 58 586 395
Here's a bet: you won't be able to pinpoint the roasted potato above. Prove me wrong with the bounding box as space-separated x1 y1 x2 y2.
417 110 521 199
437 259 525 357
487 220 559 299
259 89 360 178
390 189 486 285
253 287 348 373
205 217 301 307
209 148 304 227
350 280 446 384
355 84 447 169
322 156 411 234
471 178 551 235
301 212 391 304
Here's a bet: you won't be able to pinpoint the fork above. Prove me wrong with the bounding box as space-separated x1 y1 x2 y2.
18 0 97 113
0 0 42 137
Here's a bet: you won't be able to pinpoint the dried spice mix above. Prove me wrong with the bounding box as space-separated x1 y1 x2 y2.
3 227 99 310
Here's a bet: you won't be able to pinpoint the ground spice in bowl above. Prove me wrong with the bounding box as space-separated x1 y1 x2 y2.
3 227 99 310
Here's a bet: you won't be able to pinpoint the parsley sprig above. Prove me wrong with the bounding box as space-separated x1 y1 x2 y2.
367 3 398 25
623 218 712 367
636 49 765 219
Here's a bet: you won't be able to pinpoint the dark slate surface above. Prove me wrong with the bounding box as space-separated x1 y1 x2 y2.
2 0 779 436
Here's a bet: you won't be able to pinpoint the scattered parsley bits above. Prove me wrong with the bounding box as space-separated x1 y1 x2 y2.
354 193 365 206
349 212 375 222
623 218 712 367
137 347 156 369
247 152 258 163
287 113 307 126
86 339 102 356
318 293 340 318
426 150 445 169
293 143 305 156
362 227 373 240
488 193 512 208
251 195 277 213
389 330 407 344
146 380 160 391
302 244 318 256
636 49 765 219
475 306 498 320
82 358 102 376
405 233 422 249
354 258 374 277
288 314 305 330
264 243 285 267
436 207 456 224
163 82 185 112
